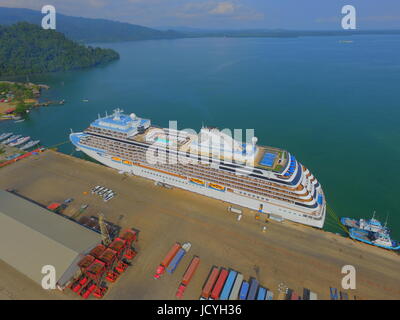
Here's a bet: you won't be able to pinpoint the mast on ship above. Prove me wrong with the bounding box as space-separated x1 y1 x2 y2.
384 212 389 228
113 108 124 120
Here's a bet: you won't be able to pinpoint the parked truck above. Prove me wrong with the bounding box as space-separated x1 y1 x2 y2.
166 243 191 274
176 256 200 298
228 273 243 300
210 268 229 300
153 242 181 279
201 267 220 299
219 270 237 300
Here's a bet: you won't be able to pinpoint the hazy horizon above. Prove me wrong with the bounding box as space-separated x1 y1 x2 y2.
0 1 399 30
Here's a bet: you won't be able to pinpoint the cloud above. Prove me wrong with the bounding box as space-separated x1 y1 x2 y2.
209 2 235 15
174 0 263 23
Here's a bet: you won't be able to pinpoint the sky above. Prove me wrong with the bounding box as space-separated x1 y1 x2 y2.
1 0 400 30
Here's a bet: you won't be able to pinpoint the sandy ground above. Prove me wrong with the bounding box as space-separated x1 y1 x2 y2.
0 150 399 300
0 102 13 114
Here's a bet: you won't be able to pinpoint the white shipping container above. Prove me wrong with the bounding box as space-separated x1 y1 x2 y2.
228 273 243 300
309 292 318 300
265 290 274 300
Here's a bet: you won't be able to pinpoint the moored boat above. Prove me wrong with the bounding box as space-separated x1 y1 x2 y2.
348 227 400 251
0 132 13 141
3 134 21 145
20 140 40 150
9 136 30 147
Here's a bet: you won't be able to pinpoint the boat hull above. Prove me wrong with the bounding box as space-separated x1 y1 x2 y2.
72 138 326 228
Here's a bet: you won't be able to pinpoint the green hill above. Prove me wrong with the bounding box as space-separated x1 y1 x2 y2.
0 7 183 43
0 22 120 77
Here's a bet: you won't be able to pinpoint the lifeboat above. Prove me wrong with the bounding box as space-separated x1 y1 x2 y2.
208 183 225 192
189 178 205 186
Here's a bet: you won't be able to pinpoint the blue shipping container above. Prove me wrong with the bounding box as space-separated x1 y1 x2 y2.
247 278 259 300
257 287 266 300
166 248 186 273
239 281 249 300
220 270 237 300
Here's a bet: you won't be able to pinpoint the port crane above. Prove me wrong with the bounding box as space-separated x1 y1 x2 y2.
98 213 111 246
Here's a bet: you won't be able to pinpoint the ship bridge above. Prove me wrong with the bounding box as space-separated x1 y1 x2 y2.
91 108 150 137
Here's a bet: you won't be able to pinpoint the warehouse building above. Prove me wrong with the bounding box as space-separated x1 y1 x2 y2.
0 190 100 289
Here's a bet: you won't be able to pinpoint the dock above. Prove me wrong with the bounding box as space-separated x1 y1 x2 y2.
0 150 399 300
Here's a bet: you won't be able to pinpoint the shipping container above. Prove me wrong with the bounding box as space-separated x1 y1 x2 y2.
220 270 237 300
182 256 200 285
239 281 249 300
161 243 181 267
211 269 229 300
265 290 274 300
340 292 349 300
228 273 243 300
166 248 186 274
290 291 299 300
246 278 259 300
309 291 318 300
329 287 338 300
257 287 266 300
303 288 310 300
202 267 220 299
285 288 293 300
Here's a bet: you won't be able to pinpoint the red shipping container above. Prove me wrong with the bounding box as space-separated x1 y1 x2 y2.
182 256 200 285
161 243 181 267
211 268 229 300
202 267 220 299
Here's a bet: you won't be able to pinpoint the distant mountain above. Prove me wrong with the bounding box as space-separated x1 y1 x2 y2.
182 28 400 38
0 22 120 76
0 7 183 43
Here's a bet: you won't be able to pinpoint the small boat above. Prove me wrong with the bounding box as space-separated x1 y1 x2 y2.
3 134 21 145
9 136 30 147
14 119 25 123
342 212 400 250
82 99 89 102
5 153 22 161
348 228 400 251
341 214 390 235
0 132 13 141
20 140 40 150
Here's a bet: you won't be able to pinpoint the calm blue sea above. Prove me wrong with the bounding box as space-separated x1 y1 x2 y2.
1 35 400 237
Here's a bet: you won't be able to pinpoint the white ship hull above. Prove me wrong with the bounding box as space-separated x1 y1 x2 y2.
75 145 325 228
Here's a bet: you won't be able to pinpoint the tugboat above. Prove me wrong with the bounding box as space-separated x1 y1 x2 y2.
341 212 390 234
341 212 400 250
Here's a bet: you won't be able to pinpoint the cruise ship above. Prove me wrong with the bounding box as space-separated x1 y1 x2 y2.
70 109 326 228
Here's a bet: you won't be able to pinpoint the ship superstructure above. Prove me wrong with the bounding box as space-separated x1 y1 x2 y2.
70 109 326 228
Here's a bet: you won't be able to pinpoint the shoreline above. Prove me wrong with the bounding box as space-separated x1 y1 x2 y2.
0 81 64 119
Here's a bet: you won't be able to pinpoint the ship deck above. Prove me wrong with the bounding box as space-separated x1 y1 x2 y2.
128 126 288 172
